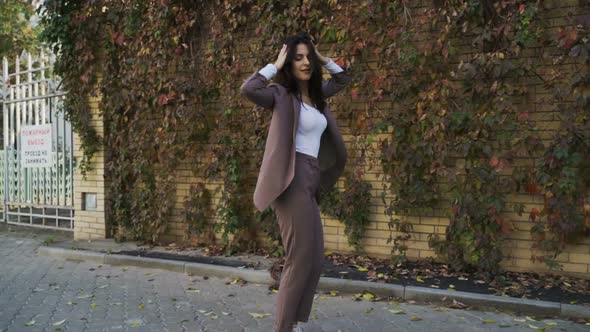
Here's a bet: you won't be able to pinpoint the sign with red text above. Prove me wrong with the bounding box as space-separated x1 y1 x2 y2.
20 124 52 167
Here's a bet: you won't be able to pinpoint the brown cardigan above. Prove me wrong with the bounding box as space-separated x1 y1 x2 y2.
240 66 352 211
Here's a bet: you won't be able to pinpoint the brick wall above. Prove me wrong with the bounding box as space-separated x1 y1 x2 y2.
75 0 590 278
73 94 107 241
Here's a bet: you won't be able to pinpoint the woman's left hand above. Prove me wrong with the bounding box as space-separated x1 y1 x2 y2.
313 42 330 65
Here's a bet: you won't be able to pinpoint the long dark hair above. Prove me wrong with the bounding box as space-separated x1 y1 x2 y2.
275 32 326 113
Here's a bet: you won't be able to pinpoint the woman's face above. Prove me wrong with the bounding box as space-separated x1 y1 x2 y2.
291 43 312 82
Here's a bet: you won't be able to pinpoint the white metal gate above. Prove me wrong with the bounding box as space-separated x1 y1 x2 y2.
0 51 74 230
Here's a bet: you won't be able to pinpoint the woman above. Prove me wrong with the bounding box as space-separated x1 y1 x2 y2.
240 32 351 332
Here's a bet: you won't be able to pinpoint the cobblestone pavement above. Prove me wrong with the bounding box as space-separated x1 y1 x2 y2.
0 229 588 332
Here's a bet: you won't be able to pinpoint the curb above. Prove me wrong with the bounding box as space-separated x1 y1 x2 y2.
404 286 561 317
38 246 590 320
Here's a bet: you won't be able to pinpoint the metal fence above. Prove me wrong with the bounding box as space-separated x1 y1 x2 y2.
0 51 74 230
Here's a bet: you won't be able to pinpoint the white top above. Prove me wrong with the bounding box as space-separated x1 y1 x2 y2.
295 102 327 157
258 59 344 158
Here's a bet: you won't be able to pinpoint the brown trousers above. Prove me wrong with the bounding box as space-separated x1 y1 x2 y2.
271 152 324 332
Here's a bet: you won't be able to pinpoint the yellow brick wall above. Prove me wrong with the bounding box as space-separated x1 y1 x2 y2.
73 95 107 241
158 1 590 278
74 0 590 278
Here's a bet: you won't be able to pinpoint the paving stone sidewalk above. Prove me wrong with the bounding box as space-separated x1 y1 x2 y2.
0 228 588 332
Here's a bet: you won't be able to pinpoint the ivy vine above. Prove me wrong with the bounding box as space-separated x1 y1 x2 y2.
41 0 589 274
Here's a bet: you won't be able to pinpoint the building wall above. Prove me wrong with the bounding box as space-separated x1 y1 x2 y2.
74 0 590 278
73 94 107 241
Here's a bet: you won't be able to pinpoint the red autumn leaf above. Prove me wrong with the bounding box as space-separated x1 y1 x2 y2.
501 220 510 236
354 39 364 51
519 4 526 14
526 182 537 194
351 88 359 100
548 211 561 223
489 156 499 168
387 28 401 40
111 32 125 46
517 112 529 121
558 27 579 49
529 208 540 222
158 94 169 106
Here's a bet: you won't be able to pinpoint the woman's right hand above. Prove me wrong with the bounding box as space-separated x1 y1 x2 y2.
274 44 288 70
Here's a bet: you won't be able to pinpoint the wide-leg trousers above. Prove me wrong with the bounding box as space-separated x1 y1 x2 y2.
271 152 324 332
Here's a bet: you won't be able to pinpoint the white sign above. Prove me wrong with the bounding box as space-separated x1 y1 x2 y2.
20 124 52 168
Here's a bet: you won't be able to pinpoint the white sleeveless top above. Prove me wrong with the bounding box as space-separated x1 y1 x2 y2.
295 102 327 158
257 59 343 158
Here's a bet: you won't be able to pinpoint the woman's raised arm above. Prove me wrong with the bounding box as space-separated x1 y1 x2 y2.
240 45 288 109
313 45 352 98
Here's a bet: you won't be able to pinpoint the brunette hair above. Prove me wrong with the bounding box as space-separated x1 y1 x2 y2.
275 32 326 112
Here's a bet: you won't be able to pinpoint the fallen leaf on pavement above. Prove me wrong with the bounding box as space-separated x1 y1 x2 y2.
24 320 35 326
388 309 405 314
447 299 467 309
204 311 218 319
410 315 422 321
482 319 496 324
52 319 66 326
227 278 247 286
249 312 271 319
